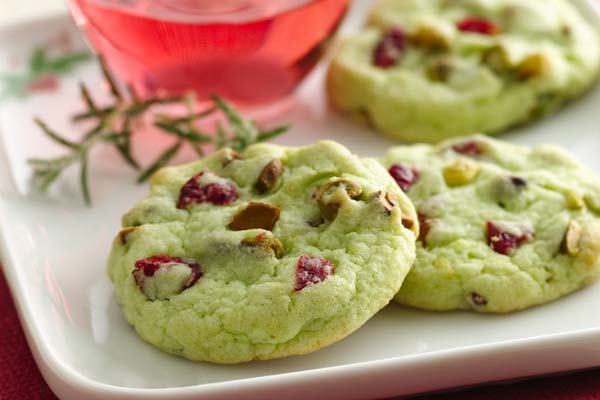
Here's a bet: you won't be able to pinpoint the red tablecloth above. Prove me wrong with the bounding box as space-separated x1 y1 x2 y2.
2 269 600 400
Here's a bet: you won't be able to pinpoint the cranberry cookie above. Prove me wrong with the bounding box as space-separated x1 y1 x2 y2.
383 135 600 312
327 0 600 143
107 141 417 363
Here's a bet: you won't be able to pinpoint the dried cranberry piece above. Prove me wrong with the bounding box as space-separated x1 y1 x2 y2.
26 74 59 92
452 141 484 157
457 18 500 35
388 163 420 192
294 255 334 291
134 256 202 283
486 221 532 255
135 255 178 277
177 172 238 209
373 27 406 68
203 182 237 204
471 293 488 306
133 255 203 291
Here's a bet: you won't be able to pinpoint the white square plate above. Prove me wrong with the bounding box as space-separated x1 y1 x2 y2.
1 2 600 399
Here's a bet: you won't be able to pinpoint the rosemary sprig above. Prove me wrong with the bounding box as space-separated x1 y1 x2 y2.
29 59 288 205
0 47 90 100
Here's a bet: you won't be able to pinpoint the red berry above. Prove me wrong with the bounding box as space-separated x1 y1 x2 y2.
373 27 406 68
457 18 500 35
133 255 203 293
135 255 178 277
486 221 532 255
294 255 334 291
177 172 238 209
388 163 420 192
452 141 484 157
26 74 59 92
203 182 237 204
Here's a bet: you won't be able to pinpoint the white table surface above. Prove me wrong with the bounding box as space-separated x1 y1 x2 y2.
0 0 66 27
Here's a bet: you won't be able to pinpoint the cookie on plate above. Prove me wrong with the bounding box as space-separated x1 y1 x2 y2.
327 0 600 143
382 135 600 313
107 141 418 363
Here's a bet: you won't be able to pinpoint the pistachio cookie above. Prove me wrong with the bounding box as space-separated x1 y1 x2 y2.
327 0 600 143
108 141 418 363
382 135 600 313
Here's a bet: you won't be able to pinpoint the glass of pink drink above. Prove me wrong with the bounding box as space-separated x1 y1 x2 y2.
68 0 349 108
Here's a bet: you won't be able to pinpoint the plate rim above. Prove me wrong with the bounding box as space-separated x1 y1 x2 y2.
3 1 600 398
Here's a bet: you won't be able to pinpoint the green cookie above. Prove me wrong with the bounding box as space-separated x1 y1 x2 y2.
327 0 600 143
382 135 600 313
108 141 417 363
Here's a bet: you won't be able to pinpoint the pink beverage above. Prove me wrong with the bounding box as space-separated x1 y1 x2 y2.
68 0 349 106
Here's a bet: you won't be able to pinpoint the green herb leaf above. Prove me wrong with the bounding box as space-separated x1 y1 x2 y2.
34 118 79 149
154 122 212 143
190 141 205 157
0 81 26 100
29 48 48 73
99 57 123 102
79 83 98 114
29 154 76 193
137 140 183 183
80 153 92 205
48 52 91 74
107 131 140 170
155 107 216 125
212 95 257 140
256 125 289 142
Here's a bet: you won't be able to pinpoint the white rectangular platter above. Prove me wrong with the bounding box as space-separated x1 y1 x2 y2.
1 1 600 399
